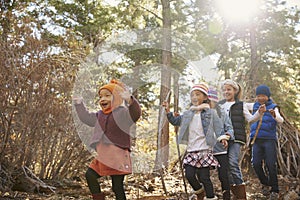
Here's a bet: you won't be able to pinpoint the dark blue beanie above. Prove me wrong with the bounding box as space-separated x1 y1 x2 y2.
256 85 271 97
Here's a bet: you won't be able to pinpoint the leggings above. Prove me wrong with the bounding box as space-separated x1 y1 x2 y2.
85 167 126 200
185 165 214 198
215 154 230 191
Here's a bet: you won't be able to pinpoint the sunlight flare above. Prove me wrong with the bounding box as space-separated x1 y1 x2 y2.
216 0 261 23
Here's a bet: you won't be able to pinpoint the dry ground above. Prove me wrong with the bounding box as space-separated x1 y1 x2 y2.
1 166 299 200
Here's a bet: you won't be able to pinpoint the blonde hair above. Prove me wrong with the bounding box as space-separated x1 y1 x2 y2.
235 83 243 100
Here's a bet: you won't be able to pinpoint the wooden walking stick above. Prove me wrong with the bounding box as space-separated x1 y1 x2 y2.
172 95 189 198
240 113 264 165
175 126 189 198
162 90 189 198
251 114 263 146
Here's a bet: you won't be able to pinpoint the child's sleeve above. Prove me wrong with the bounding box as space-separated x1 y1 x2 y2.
243 102 262 123
217 105 233 137
166 112 182 126
128 97 142 122
274 107 284 123
74 102 97 127
223 111 234 139
245 102 254 111
212 109 225 137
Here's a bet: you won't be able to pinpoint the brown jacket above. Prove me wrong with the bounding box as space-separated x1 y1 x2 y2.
74 97 141 150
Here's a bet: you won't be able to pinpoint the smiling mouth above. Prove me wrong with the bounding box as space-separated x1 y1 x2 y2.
224 94 232 98
101 102 109 107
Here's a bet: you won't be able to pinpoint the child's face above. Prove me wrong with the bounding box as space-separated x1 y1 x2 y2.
256 94 268 104
191 90 207 106
99 89 113 110
223 84 236 102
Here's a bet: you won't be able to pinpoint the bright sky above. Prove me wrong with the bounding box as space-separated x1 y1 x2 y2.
103 0 300 24
103 0 300 7
216 0 300 23
216 0 260 23
289 0 300 7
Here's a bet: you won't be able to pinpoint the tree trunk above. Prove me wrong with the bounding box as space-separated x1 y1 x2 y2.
154 0 172 171
245 24 260 98
131 60 141 147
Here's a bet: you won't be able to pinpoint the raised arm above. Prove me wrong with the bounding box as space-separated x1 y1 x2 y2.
162 101 182 126
73 97 97 127
127 97 142 123
119 87 141 123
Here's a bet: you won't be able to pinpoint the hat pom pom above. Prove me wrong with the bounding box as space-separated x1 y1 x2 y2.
110 79 126 89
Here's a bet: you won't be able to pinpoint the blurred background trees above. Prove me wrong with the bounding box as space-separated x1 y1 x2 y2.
0 0 300 193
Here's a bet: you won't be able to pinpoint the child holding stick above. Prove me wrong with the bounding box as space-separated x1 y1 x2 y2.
163 83 229 200
250 85 283 200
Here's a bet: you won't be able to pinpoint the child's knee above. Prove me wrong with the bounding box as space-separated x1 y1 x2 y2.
184 168 195 180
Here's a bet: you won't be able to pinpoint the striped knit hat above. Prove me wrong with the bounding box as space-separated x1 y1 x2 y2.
208 88 219 102
190 82 209 96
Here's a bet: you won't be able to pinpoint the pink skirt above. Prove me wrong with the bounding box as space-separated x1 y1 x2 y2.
89 143 132 176
183 150 219 168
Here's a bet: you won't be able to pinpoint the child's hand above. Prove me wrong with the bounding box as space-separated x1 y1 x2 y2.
258 104 266 114
73 96 83 104
269 109 276 118
217 134 230 148
189 103 210 111
120 88 132 104
221 139 228 149
162 101 170 113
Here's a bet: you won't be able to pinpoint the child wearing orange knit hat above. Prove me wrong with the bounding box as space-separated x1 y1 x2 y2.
73 79 141 200
98 79 128 114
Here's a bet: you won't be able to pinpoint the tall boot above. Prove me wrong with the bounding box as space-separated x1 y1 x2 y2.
92 192 105 200
230 185 237 200
195 187 205 200
222 190 230 200
230 184 247 200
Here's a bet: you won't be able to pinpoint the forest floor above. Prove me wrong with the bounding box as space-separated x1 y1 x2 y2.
1 166 300 200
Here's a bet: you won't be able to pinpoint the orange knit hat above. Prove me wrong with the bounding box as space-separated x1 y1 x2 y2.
98 79 125 114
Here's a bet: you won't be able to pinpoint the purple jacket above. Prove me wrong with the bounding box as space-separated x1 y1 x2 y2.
75 97 141 150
